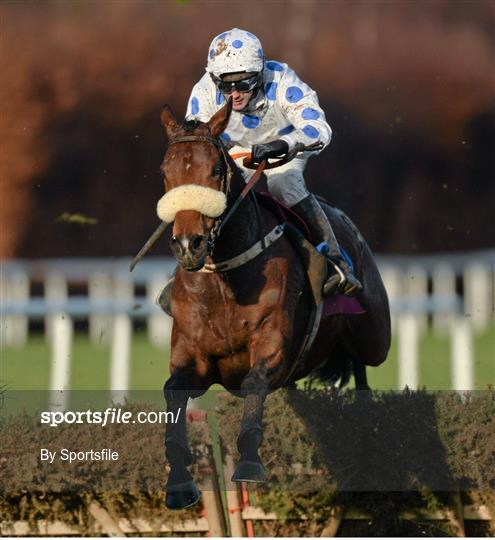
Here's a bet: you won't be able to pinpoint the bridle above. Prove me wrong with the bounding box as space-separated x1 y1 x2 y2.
129 132 322 272
166 132 276 260
167 134 232 197
166 133 238 256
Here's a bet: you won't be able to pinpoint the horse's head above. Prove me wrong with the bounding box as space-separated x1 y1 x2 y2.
158 100 232 271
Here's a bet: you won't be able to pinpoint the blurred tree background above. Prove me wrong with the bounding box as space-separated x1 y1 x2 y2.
1 0 494 258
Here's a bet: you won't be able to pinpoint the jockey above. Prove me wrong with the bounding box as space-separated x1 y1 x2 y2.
185 28 362 297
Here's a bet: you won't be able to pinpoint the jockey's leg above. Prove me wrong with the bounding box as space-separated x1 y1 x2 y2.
266 158 363 297
292 194 363 296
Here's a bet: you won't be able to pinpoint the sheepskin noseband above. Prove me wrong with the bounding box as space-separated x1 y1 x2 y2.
156 184 227 223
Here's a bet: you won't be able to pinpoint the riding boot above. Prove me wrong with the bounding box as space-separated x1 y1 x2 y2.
291 194 363 297
156 268 176 317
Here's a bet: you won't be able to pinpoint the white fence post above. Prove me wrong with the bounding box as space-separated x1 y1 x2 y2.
50 314 73 411
398 313 419 389
2 270 29 347
147 273 172 349
403 265 428 332
45 272 68 345
450 316 474 391
464 263 492 333
88 271 113 346
432 264 456 334
109 272 133 404
110 315 131 405
380 264 401 330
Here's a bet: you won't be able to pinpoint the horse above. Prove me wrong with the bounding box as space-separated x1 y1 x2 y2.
157 99 391 509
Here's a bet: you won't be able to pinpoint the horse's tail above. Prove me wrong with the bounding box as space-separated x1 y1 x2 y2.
312 344 353 389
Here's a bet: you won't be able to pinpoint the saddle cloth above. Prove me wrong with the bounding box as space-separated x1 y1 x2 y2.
256 191 365 317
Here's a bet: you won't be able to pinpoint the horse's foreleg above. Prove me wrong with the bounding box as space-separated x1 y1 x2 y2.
232 361 269 483
163 367 200 509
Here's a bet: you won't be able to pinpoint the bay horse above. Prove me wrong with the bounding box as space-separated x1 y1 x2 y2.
157 99 390 509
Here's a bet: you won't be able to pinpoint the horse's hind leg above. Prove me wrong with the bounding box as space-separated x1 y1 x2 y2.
163 368 201 509
352 358 373 405
352 358 371 391
232 362 269 483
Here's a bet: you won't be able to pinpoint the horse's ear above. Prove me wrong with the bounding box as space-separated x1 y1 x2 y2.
161 104 180 138
207 97 233 137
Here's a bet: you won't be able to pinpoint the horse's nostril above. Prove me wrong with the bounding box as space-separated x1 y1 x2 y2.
190 235 204 251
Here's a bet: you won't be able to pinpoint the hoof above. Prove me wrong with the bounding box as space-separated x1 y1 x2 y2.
166 480 200 509
232 460 266 483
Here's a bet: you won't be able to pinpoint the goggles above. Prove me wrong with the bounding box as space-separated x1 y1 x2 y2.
213 73 261 94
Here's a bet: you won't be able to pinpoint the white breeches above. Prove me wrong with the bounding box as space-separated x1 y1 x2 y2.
231 147 309 208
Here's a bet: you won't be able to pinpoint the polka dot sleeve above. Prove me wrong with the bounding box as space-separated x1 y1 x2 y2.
276 65 332 152
185 73 217 122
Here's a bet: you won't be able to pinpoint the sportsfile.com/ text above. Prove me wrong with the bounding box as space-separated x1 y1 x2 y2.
40 408 181 427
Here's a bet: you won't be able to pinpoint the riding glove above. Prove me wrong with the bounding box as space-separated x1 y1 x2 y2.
251 140 289 164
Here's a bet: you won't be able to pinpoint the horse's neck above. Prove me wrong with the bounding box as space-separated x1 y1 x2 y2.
212 165 259 261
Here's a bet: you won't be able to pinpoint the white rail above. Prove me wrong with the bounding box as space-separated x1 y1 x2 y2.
1 252 494 395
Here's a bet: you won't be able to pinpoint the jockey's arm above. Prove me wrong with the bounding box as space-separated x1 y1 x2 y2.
276 66 332 153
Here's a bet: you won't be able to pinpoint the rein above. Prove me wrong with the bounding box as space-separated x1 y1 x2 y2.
214 158 266 235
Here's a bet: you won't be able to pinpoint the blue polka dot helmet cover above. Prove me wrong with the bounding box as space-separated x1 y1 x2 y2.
207 28 264 78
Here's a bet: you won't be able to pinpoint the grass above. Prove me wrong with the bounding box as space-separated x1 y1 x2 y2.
1 327 493 396
366 325 494 390
0 334 170 392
